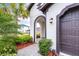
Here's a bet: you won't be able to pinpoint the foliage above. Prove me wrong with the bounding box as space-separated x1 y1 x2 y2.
0 3 29 56
10 3 29 18
0 3 29 18
0 3 10 14
16 34 32 43
0 36 16 56
0 12 19 34
0 11 18 56
18 3 29 18
39 39 52 56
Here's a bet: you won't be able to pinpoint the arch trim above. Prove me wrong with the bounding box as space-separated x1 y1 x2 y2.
34 15 46 42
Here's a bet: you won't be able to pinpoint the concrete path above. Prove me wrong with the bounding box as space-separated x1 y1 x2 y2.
17 44 41 56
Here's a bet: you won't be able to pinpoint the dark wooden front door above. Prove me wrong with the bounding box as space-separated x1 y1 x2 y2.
60 6 79 56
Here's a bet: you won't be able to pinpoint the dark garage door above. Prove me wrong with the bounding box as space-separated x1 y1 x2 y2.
60 6 79 56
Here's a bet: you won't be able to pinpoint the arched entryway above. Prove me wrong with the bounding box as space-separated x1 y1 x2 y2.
57 4 79 56
34 16 46 43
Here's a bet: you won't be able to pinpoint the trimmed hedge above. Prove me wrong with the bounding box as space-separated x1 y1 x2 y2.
39 39 52 56
15 34 32 43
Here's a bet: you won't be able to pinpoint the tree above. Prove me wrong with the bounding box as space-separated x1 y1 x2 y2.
0 3 29 41
0 3 29 34
0 3 29 56
0 12 17 56
10 3 29 18
9 3 29 33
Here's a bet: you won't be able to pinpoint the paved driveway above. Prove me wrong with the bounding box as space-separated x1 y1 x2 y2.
17 44 41 56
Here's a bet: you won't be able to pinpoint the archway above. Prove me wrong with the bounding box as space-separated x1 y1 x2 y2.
34 16 46 43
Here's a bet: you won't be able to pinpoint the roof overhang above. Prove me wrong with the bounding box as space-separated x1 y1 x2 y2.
27 3 34 11
37 3 53 12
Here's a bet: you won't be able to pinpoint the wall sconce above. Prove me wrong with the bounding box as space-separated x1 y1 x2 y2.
49 18 53 24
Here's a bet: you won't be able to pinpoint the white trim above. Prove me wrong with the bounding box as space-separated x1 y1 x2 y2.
59 52 71 56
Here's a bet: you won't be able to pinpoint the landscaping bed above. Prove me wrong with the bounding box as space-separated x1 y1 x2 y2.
16 34 33 50
16 42 34 50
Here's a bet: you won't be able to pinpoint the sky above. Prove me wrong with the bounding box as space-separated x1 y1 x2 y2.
18 17 30 26
18 17 40 27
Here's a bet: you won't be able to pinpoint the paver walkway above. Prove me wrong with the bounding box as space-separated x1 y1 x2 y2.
17 44 41 56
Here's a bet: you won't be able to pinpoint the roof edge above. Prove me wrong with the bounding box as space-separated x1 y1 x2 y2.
27 3 34 11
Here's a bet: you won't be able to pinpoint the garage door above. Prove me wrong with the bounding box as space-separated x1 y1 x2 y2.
60 6 79 56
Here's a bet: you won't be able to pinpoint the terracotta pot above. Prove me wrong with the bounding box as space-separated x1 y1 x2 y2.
48 51 58 56
48 51 53 56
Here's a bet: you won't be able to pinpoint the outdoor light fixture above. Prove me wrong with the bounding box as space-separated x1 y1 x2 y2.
49 18 53 24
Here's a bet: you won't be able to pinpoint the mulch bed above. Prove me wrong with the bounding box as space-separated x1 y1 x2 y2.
16 42 34 50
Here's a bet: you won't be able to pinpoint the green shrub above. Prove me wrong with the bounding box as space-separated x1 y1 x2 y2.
0 8 18 56
15 34 32 43
39 39 52 56
0 37 16 56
